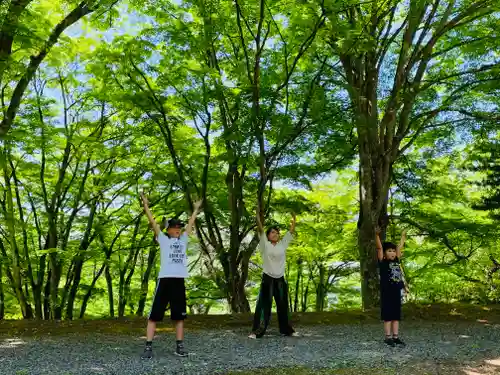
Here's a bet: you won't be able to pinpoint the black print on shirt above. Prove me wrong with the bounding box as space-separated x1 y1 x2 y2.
168 241 186 264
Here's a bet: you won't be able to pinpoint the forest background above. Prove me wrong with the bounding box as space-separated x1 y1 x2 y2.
0 0 499 320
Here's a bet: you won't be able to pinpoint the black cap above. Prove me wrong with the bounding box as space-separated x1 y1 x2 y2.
167 218 185 228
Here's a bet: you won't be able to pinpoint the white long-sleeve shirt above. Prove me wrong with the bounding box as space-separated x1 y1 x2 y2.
259 232 293 278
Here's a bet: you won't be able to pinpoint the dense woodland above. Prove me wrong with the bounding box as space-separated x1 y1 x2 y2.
0 0 499 320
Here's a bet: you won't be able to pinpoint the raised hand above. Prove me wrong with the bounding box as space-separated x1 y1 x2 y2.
193 199 203 211
401 229 407 240
140 191 149 206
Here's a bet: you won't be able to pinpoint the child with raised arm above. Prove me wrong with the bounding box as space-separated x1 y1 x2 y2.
249 207 299 339
376 227 407 347
140 192 202 359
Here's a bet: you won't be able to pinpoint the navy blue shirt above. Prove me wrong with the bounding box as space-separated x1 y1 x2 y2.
379 258 404 292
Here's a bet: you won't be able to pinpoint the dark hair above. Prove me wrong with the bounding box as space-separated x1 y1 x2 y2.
382 242 397 252
266 225 280 237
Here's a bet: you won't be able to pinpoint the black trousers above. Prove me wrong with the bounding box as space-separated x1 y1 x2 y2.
380 286 402 322
252 273 295 337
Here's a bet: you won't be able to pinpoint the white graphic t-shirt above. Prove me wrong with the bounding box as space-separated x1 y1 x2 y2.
157 232 188 278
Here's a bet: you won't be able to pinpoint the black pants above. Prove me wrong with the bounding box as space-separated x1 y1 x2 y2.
252 273 295 337
380 287 402 322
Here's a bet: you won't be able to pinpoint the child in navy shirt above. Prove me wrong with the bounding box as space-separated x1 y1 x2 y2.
375 228 407 347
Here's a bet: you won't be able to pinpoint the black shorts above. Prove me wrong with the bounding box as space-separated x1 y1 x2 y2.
380 288 402 322
148 277 187 322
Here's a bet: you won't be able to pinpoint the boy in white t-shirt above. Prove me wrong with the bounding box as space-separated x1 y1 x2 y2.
140 192 202 359
249 208 299 339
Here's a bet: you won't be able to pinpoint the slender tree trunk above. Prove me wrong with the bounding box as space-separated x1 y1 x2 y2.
79 263 106 318
66 202 97 320
43 269 51 319
315 264 326 312
118 271 126 318
33 254 45 319
294 259 302 312
105 264 114 317
65 260 83 320
0 264 4 319
1 148 33 318
136 244 158 317
301 282 309 313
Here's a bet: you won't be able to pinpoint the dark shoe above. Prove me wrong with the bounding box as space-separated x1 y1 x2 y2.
141 346 153 359
175 344 188 357
393 337 406 347
384 338 395 347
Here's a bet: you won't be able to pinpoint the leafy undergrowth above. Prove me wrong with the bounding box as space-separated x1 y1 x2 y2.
0 303 498 338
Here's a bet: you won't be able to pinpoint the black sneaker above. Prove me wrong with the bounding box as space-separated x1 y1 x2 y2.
175 344 188 357
384 338 395 347
141 346 153 359
393 337 406 347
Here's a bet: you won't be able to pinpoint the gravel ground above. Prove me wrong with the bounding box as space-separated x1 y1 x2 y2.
1 322 500 375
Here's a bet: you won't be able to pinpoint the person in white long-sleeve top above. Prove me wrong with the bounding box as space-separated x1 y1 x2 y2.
249 208 299 339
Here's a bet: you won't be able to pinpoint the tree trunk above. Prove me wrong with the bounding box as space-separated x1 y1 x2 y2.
118 271 126 318
49 252 62 319
43 269 51 319
33 253 46 319
1 149 33 319
357 140 391 309
120 245 141 318
315 264 326 312
105 264 114 317
0 264 4 319
65 259 83 320
230 275 251 313
294 259 302 312
79 263 106 319
301 283 309 313
136 243 158 317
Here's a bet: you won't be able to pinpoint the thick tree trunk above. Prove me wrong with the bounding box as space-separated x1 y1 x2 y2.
357 156 391 309
357 215 380 310
228 274 250 313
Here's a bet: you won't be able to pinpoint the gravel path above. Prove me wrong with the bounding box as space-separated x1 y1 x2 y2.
1 322 500 375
